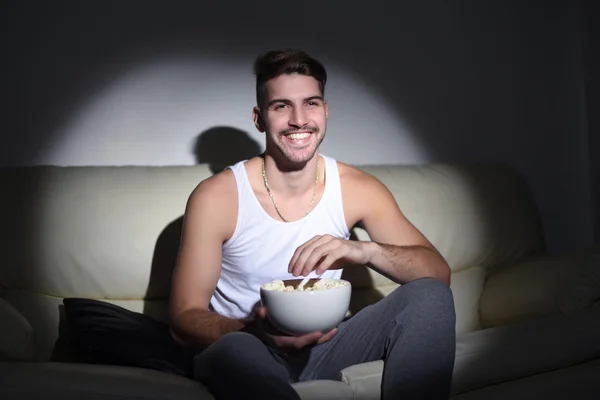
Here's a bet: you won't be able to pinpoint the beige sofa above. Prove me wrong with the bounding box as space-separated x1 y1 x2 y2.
1 161 599 399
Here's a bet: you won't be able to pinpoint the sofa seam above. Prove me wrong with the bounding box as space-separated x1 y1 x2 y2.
1 287 167 302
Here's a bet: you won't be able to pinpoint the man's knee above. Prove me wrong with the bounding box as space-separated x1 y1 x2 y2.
203 331 261 357
394 277 456 319
194 332 262 373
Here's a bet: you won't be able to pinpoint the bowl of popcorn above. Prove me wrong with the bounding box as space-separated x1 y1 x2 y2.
260 278 352 335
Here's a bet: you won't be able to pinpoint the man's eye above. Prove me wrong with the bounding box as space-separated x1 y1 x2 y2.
275 104 287 110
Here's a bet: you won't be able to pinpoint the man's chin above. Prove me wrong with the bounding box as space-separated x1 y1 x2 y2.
278 159 310 172
276 151 318 172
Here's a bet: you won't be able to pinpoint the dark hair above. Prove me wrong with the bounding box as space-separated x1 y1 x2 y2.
253 49 327 108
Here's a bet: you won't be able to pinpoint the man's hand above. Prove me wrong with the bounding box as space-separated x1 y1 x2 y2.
288 234 372 277
247 307 338 350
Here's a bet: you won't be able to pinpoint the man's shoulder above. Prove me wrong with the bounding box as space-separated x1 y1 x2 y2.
337 161 382 189
184 168 239 240
337 161 396 210
189 168 238 208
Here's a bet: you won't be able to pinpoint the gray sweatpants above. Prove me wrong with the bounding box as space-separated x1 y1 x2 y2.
194 277 457 399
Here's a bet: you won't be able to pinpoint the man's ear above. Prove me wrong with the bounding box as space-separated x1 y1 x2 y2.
252 106 265 132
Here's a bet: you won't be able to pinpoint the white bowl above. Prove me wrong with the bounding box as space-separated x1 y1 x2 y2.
260 278 352 336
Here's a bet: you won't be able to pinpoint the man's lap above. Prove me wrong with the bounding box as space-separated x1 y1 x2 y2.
194 278 453 384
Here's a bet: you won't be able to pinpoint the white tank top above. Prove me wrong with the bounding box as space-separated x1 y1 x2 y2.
209 155 350 319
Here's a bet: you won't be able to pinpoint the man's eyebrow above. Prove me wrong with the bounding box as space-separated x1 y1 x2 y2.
267 98 291 107
305 96 324 102
267 96 324 107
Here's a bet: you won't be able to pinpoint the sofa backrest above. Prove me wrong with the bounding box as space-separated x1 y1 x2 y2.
0 160 545 361
344 163 545 335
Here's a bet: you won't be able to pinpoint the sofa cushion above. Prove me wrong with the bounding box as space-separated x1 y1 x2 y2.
339 305 600 399
353 163 544 275
339 359 383 400
451 306 600 395
0 165 212 301
344 265 486 335
63 297 194 377
448 266 486 334
479 249 588 328
557 246 600 315
0 163 543 302
451 358 600 400
0 361 356 400
0 297 35 361
0 361 213 400
292 380 356 400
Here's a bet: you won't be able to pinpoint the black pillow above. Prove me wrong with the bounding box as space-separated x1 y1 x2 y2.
62 297 195 378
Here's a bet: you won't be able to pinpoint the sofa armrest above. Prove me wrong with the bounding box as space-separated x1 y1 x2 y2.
339 306 600 399
452 304 600 395
340 360 383 400
479 247 593 328
0 297 35 361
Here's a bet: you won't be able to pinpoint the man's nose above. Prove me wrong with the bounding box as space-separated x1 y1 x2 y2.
288 107 308 128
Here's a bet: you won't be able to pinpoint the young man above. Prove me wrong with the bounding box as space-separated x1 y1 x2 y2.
169 49 456 399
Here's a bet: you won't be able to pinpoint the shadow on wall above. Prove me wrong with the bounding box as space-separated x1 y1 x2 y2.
145 126 261 317
193 126 262 174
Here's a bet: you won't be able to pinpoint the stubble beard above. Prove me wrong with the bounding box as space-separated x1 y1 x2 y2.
266 128 325 172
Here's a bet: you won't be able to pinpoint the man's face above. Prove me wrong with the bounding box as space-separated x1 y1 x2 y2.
253 73 328 168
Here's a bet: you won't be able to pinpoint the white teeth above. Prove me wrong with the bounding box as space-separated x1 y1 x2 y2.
288 133 310 140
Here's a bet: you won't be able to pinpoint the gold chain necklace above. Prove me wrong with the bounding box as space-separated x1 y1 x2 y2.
261 156 319 223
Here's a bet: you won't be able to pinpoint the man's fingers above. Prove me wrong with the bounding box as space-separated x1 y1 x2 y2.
257 307 267 319
276 331 323 349
289 236 322 274
301 242 343 276
291 236 335 276
270 327 339 349
294 331 325 348
313 249 345 275
317 328 338 344
288 236 323 273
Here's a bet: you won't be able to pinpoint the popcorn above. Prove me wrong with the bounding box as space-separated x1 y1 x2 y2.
262 278 348 292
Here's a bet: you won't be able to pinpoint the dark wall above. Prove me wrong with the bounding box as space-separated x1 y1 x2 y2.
582 0 600 243
0 0 594 252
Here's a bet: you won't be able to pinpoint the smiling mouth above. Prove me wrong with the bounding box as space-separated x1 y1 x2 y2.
285 132 311 140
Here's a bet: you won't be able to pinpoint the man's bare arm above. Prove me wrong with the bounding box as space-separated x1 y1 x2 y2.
363 241 450 285
345 167 451 285
168 171 248 349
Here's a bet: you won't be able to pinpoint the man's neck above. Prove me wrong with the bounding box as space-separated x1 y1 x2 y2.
263 153 320 197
